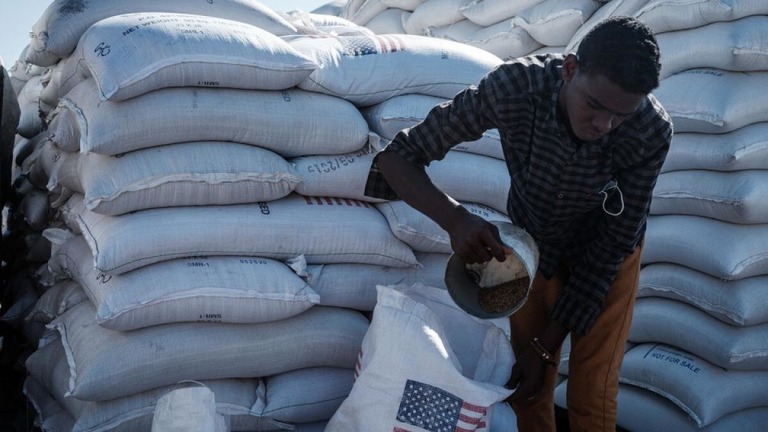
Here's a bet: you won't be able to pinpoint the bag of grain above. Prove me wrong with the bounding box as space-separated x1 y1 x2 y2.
326 283 514 431
49 12 317 102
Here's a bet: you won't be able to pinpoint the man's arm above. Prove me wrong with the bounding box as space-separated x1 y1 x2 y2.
376 150 510 264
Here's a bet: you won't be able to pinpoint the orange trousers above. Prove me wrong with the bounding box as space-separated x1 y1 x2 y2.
508 243 643 432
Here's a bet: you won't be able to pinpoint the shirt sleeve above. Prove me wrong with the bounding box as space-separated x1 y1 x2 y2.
364 71 503 201
550 116 673 335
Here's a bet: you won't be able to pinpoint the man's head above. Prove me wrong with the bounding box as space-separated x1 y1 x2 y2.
559 16 661 141
576 15 661 94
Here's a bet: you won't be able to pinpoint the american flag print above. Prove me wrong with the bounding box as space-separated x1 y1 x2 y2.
340 35 406 57
395 380 487 432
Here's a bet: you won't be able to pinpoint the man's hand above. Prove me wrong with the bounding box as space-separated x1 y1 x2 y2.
505 347 549 403
445 207 512 264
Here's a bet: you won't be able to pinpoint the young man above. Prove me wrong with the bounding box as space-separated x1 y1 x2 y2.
364 16 673 432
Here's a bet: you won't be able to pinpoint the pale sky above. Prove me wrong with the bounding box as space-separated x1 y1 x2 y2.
0 0 331 67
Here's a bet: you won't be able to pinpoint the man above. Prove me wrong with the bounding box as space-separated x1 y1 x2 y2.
364 16 673 432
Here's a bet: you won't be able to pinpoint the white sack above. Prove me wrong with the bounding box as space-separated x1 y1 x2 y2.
255 368 355 423
377 200 511 252
642 214 768 280
47 301 368 401
313 0 348 16
26 0 298 67
63 192 419 275
651 170 768 224
304 252 449 311
657 16 768 80
290 148 388 203
24 339 285 432
24 280 87 324
49 12 317 102
425 19 483 42
344 0 389 26
616 382 768 432
48 236 319 331
53 141 301 215
653 69 768 134
403 0 466 35
639 263 768 327
427 151 511 214
619 343 768 428
290 12 375 37
660 122 768 173
53 79 371 157
629 297 768 370
365 9 410 34
464 20 542 60
362 93 504 159
20 188 52 232
16 75 44 139
326 283 514 431
459 0 545 27
513 0 600 47
151 385 229 432
567 0 768 52
23 377 75 432
289 33 502 106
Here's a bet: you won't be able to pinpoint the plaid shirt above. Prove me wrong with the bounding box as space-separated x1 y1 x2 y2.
365 54 673 334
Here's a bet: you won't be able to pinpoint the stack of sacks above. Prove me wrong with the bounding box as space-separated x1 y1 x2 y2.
339 0 605 59
283 31 508 311
281 27 520 429
13 4 424 431
553 1 768 429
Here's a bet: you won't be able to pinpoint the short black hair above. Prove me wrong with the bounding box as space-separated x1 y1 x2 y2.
576 16 661 94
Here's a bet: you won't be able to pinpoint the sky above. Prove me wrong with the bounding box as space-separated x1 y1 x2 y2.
0 0 330 67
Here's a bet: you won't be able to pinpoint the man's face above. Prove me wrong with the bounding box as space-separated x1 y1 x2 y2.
560 56 646 142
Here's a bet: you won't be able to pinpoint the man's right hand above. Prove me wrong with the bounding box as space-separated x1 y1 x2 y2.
445 207 512 264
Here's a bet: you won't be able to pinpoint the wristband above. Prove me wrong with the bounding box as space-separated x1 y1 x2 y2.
529 337 557 367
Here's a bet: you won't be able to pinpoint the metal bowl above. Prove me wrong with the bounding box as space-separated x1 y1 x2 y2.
445 221 539 319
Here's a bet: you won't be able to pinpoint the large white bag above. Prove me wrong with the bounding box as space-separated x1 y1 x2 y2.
289 33 502 106
290 148 388 203
463 20 542 61
642 214 768 280
304 252 449 311
25 0 298 67
255 367 355 423
48 236 320 331
52 141 301 215
63 193 419 275
402 0 466 35
377 200 511 253
53 79 371 157
651 170 768 224
362 93 504 160
326 283 514 431
660 122 768 173
427 151 511 214
48 12 317 102
619 343 768 428
566 0 768 52
459 0 545 27
512 0 601 47
656 16 768 80
47 301 368 401
652 69 768 134
629 297 768 370
152 384 229 432
639 263 768 326
24 338 286 432
615 383 768 432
